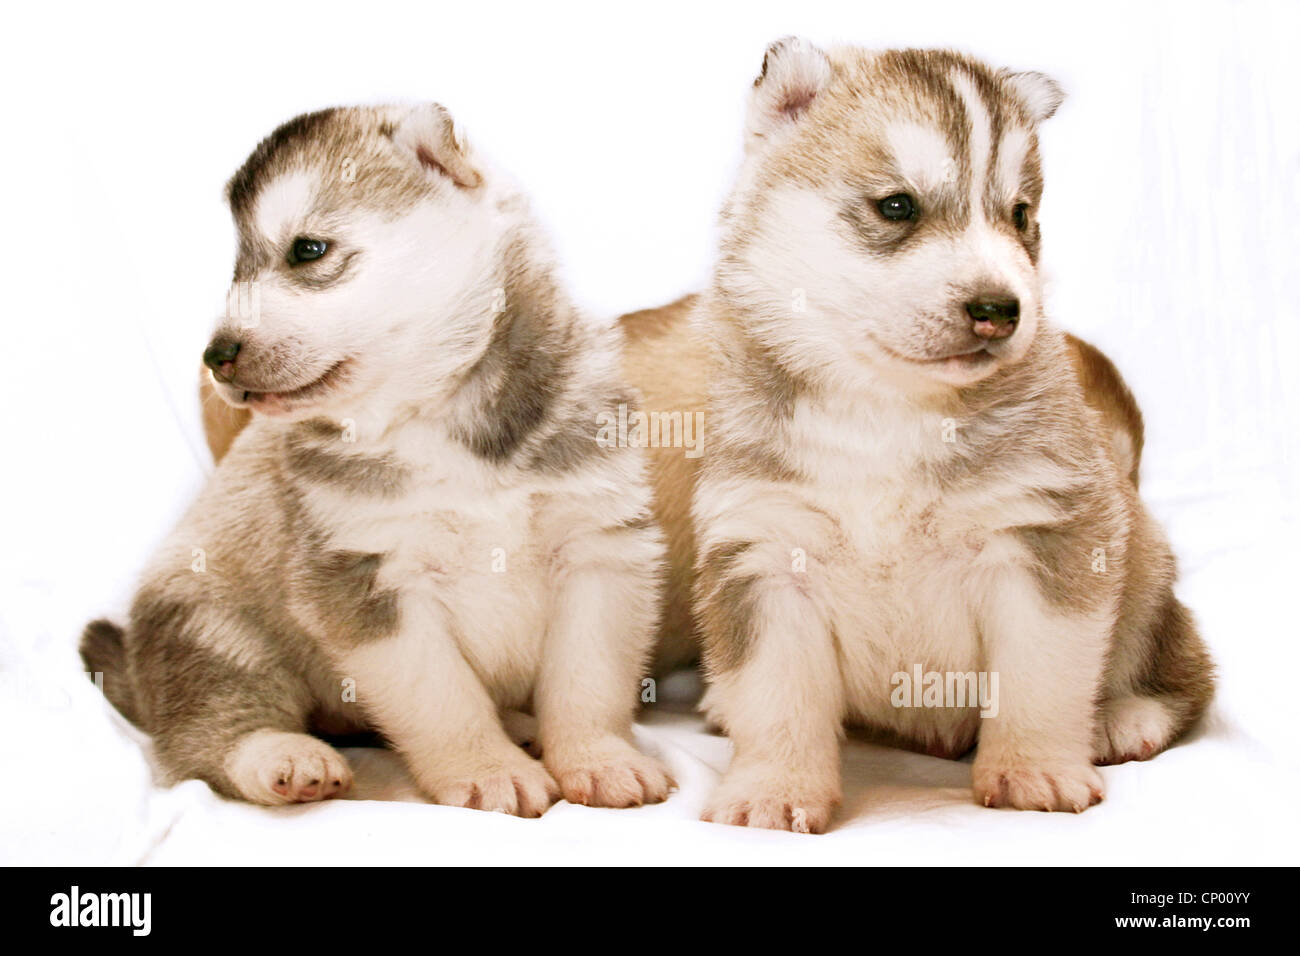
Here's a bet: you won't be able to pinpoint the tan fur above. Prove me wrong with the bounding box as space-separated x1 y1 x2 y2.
616 301 1184 670
199 368 251 462
201 319 1158 680
678 40 1212 832
618 295 709 672
1066 333 1145 486
187 52 1212 838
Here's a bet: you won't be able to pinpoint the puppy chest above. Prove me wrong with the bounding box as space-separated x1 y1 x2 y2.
830 483 991 574
319 485 546 599
815 487 994 669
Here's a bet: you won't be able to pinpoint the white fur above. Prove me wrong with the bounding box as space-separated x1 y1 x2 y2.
699 48 1111 828
994 124 1033 200
722 184 1041 392
745 38 832 148
950 70 993 221
1002 70 1066 124
888 121 958 194
252 171 316 244
225 729 354 805
203 108 672 813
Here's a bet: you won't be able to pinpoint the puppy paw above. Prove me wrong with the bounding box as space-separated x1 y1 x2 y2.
546 736 674 808
226 730 353 805
701 764 839 833
1093 696 1176 765
432 754 560 818
973 754 1103 813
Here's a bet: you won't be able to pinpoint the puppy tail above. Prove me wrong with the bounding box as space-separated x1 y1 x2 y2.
80 618 142 728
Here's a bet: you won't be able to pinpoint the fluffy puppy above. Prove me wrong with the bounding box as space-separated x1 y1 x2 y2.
83 103 672 814
664 40 1212 831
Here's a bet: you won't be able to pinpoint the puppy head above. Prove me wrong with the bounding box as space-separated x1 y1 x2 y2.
205 103 502 419
720 39 1065 392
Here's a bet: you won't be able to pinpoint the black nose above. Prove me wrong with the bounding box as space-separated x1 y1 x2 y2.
966 299 1019 339
203 339 241 378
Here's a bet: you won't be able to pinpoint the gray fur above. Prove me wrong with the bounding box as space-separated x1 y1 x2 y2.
298 548 401 645
695 541 758 673
284 429 409 497
82 104 665 806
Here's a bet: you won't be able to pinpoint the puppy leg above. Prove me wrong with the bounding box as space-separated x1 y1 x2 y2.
536 549 673 808
131 605 352 805
334 596 558 817
225 729 354 804
1093 694 1178 765
698 550 844 833
1095 593 1214 764
972 572 1108 812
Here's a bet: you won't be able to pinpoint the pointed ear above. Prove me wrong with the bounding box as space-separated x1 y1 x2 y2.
393 103 482 188
745 36 832 148
1001 70 1065 124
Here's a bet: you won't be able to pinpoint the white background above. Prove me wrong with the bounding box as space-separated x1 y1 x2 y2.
1 0 1297 864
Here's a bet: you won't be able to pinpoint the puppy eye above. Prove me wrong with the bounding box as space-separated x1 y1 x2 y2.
1012 203 1030 231
877 193 916 222
289 237 328 264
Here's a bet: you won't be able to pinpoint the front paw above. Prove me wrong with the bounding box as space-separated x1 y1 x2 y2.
431 753 560 818
546 736 674 808
973 754 1103 813
701 763 840 833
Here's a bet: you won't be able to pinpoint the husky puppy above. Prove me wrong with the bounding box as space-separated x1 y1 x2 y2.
82 103 672 814
650 40 1211 832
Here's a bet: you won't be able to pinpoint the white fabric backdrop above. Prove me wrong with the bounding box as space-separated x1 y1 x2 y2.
1 0 1297 864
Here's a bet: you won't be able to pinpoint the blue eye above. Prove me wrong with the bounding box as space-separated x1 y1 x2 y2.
290 237 328 263
877 193 916 222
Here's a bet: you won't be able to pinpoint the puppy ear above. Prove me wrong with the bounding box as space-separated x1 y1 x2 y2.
745 36 832 148
393 103 482 188
1001 70 1066 124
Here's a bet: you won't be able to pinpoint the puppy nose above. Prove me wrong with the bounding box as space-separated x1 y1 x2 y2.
203 339 241 381
966 299 1019 339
